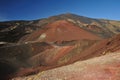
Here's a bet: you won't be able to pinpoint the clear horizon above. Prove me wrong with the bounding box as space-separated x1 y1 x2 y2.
0 0 120 21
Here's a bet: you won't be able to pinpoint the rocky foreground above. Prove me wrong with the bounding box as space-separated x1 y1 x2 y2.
13 52 120 80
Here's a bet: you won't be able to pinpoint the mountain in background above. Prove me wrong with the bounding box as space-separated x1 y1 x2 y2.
0 13 120 43
0 13 120 80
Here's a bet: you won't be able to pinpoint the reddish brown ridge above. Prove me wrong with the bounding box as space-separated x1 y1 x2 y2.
19 20 101 43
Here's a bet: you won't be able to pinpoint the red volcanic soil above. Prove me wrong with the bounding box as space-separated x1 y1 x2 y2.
67 34 120 64
14 40 97 77
14 34 120 77
28 45 74 66
19 20 101 43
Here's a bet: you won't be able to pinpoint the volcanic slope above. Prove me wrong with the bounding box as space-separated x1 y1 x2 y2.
12 34 120 78
12 34 120 80
19 20 101 43
2 20 120 79
0 39 98 79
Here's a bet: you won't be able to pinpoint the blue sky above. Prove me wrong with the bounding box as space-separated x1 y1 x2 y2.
0 0 120 21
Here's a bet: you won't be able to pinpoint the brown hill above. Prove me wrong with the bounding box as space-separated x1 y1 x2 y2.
19 20 101 43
